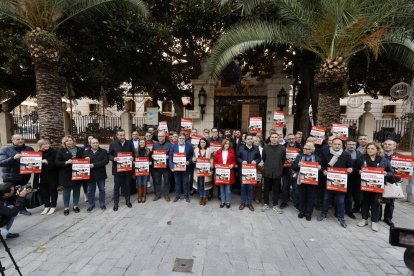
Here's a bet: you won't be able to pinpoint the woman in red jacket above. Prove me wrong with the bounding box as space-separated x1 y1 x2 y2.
214 139 236 208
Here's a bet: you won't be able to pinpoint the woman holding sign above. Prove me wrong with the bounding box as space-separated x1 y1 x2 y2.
56 136 84 216
193 138 213 206
135 139 151 203
213 139 236 208
291 142 321 221
357 142 393 232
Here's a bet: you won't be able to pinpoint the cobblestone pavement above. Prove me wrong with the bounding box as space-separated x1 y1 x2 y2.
1 166 413 276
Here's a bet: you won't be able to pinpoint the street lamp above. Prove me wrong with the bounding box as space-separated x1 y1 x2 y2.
277 87 288 110
198 87 207 120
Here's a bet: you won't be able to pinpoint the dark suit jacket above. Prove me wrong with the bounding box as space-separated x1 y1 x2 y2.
168 142 194 171
55 147 84 187
83 148 109 181
108 140 135 175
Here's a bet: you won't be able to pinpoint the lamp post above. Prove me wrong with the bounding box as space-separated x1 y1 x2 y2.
198 87 207 120
277 87 287 111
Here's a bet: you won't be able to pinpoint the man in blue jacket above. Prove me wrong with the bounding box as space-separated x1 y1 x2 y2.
0 134 34 216
237 134 261 211
169 134 194 203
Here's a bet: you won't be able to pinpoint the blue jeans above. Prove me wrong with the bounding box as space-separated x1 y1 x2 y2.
63 184 81 208
220 185 231 204
136 175 149 187
174 172 189 199
241 184 253 204
198 177 206 197
87 179 106 208
321 190 345 220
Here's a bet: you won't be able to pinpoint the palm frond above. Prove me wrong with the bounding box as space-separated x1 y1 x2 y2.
0 0 32 28
207 20 306 79
276 0 317 26
382 39 414 71
55 0 149 30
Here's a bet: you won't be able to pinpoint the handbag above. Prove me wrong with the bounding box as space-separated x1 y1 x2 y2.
382 182 405 199
26 190 44 209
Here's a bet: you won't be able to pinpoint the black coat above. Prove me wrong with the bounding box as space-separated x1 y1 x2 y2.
321 150 353 171
108 140 135 175
56 147 84 187
0 144 35 183
33 148 59 188
83 148 109 181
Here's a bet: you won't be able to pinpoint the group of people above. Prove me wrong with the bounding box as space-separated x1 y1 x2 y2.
0 126 404 239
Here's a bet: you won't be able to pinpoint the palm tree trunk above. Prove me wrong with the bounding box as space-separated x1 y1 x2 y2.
35 64 64 148
316 85 343 127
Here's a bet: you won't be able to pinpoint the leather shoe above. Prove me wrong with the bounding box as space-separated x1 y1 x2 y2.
64 209 69 216
173 197 180 202
346 212 356 219
220 203 225 208
248 204 255 212
6 233 19 239
153 195 161 201
226 203 231 209
73 206 80 213
126 202 132 208
239 203 245 210
101 206 106 210
113 205 118 211
164 196 170 202
87 206 94 212
384 219 394 227
298 212 305 219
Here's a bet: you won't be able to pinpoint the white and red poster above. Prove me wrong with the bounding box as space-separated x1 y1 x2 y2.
273 111 286 128
215 164 231 184
391 155 414 180
135 157 150 176
71 158 90 180
310 126 326 145
249 117 262 134
331 123 349 141
284 148 300 167
326 167 348 192
152 150 167 169
146 141 154 151
196 157 211 177
158 121 169 135
210 141 222 154
180 118 193 135
20 151 42 174
191 134 203 147
299 161 319 185
173 152 186 171
116 152 133 172
242 164 257 185
361 167 385 193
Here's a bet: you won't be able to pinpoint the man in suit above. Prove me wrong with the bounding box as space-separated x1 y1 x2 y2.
131 131 140 151
169 133 194 203
108 130 135 211
345 139 362 217
83 138 109 211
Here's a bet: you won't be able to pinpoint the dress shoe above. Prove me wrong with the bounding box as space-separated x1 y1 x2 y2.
19 209 32 216
41 208 50 215
113 205 119 211
173 197 180 202
100 206 106 210
73 206 80 213
126 202 132 208
153 195 161 201
248 204 255 212
87 206 94 212
298 212 305 219
6 233 19 239
220 203 225 208
164 196 170 202
346 212 356 219
64 209 70 216
47 208 56 215
239 203 245 210
306 216 312 221
226 203 231 209
383 219 394 227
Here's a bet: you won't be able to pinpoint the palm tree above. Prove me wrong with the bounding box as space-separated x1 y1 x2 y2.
209 0 414 127
0 0 149 146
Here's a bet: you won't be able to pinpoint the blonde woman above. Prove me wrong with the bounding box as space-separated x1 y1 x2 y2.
56 136 83 216
33 139 59 215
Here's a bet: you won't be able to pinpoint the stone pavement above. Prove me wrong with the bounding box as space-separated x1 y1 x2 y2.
1 166 413 276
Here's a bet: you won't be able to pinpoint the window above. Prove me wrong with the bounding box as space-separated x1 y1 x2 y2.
382 105 395 114
340 106 347 115
126 100 136 112
89 104 99 112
